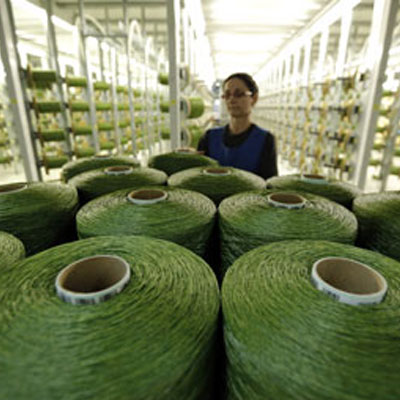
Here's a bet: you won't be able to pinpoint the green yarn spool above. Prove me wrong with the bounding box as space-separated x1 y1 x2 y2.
77 186 216 257
0 155 12 164
168 166 265 204
116 85 127 94
69 166 167 203
75 147 96 158
34 101 62 114
353 191 400 261
117 103 129 111
0 235 219 400
219 190 358 273
29 69 57 83
61 155 140 182
72 124 93 136
96 102 112 111
148 150 218 176
0 231 25 266
390 166 400 175
118 120 130 128
161 127 170 139
65 76 87 87
69 101 90 112
222 239 400 400
93 81 111 91
39 128 65 142
43 155 69 169
134 103 143 112
160 101 169 113
158 72 169 85
266 174 361 208
99 141 115 150
187 97 205 119
0 182 78 255
98 122 114 131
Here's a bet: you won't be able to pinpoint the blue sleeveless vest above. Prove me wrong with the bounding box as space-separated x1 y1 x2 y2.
208 125 267 173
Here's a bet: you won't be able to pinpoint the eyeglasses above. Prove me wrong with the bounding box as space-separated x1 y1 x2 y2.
221 90 252 100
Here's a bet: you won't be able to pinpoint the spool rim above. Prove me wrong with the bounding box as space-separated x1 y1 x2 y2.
202 167 231 176
0 182 28 194
55 254 131 305
311 256 388 306
175 147 197 154
93 154 111 159
267 192 306 209
104 165 133 175
127 188 168 205
300 173 328 184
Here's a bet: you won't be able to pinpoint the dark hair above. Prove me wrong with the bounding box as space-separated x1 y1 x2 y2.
223 73 259 96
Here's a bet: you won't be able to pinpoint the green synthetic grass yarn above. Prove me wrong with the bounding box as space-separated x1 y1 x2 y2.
353 191 400 261
0 182 78 255
61 155 140 182
69 167 167 203
148 151 218 175
168 166 266 204
0 231 25 267
219 190 358 273
222 239 400 400
266 174 361 208
0 235 220 400
77 186 216 257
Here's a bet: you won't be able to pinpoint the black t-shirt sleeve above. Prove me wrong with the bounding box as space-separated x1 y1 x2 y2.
258 133 278 180
197 131 209 154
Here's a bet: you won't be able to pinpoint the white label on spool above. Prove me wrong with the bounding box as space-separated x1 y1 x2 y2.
55 255 131 305
311 257 388 306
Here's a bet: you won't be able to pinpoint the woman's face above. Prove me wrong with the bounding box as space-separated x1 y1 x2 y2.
222 78 258 118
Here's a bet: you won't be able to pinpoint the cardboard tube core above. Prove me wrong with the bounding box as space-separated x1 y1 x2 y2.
301 174 327 184
203 167 231 176
55 255 130 305
0 182 27 194
312 257 388 306
104 165 133 175
128 189 168 205
175 147 196 154
94 154 111 159
268 193 306 209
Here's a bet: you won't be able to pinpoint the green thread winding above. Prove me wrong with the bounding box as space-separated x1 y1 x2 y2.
0 235 220 400
61 156 140 182
0 182 78 255
0 231 25 267
69 167 167 203
222 239 400 400
219 190 357 273
353 191 400 261
77 186 216 257
168 167 266 204
148 151 218 176
266 174 361 208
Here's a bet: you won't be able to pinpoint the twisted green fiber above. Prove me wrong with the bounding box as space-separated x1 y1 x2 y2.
222 239 400 400
61 156 140 182
353 191 400 261
0 182 78 255
0 231 25 266
168 167 266 204
219 190 357 273
69 167 167 203
266 174 361 208
148 151 218 175
77 186 216 257
0 235 220 400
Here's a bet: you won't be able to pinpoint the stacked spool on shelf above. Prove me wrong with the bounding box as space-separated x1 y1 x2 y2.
0 182 79 255
222 239 400 400
353 191 400 261
77 186 216 257
266 173 361 209
219 190 357 273
0 235 219 400
148 148 218 176
168 166 266 205
69 166 167 204
0 231 25 267
181 97 205 119
61 155 140 182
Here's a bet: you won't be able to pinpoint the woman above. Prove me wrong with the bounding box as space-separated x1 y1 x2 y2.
197 73 278 179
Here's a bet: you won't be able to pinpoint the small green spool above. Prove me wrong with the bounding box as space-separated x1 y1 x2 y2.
65 76 87 87
72 125 93 136
98 122 114 131
34 101 62 114
75 147 96 158
118 120 130 129
0 235 219 400
266 174 361 209
99 141 115 150
39 128 65 142
69 166 167 203
184 97 205 119
148 150 218 176
219 190 358 273
168 166 265 204
353 191 400 261
0 182 78 255
93 81 111 91
160 101 169 113
29 69 57 83
77 186 216 257
69 101 90 112
0 231 25 266
222 239 400 400
43 155 69 169
95 102 112 111
61 155 140 182
158 72 169 85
